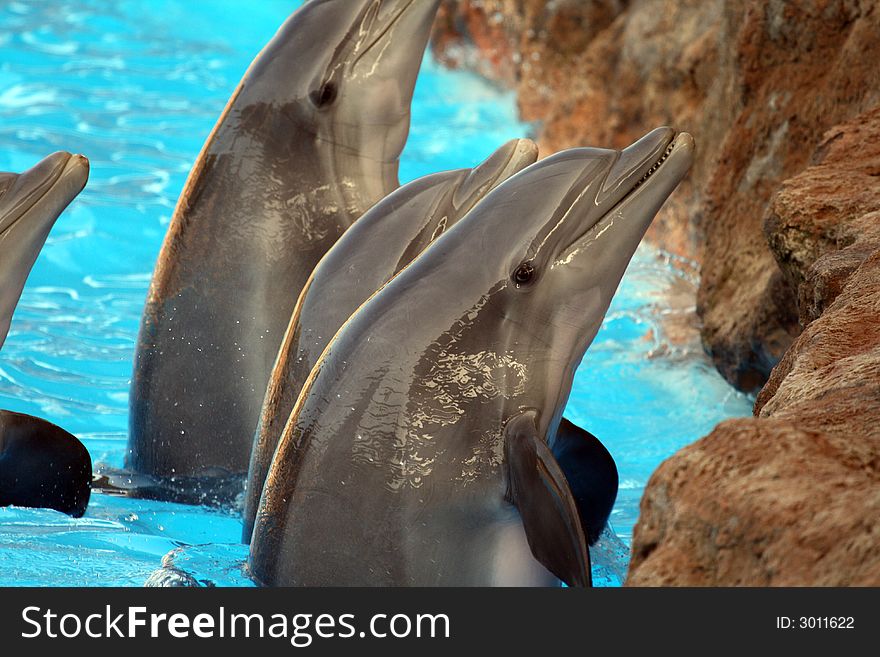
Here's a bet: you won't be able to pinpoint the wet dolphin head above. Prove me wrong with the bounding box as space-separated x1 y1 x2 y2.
245 0 442 168
495 128 694 336
485 128 692 434
383 128 694 441
0 152 90 349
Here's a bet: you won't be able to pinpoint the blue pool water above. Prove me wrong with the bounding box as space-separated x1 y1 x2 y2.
0 0 753 586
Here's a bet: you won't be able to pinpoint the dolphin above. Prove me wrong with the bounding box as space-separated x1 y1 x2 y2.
128 0 443 489
242 138 539 540
249 127 694 586
1 152 90 348
0 152 92 517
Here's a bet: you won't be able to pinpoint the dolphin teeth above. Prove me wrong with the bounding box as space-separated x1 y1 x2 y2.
632 141 676 191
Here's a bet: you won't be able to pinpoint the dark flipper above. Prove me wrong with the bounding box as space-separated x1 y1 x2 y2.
0 410 91 517
92 466 244 507
552 418 618 545
504 410 591 587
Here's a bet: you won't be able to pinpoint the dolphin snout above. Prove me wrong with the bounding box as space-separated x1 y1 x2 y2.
375 0 442 25
24 151 88 192
599 127 676 201
555 129 693 261
366 0 442 47
454 138 539 208
0 152 89 236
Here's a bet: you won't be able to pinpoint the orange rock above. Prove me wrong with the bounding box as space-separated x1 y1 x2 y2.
764 106 880 326
628 414 880 586
630 253 880 585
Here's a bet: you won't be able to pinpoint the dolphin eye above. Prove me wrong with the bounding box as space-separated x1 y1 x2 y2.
512 262 536 287
309 81 338 108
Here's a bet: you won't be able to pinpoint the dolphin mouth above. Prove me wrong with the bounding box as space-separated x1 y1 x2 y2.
613 130 693 205
0 153 88 238
556 130 693 259
631 139 677 190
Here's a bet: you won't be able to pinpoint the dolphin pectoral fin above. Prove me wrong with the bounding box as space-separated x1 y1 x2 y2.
0 410 91 517
504 411 591 587
553 418 619 546
91 465 244 507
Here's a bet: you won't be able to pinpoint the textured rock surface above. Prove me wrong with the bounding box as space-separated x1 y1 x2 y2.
696 0 880 390
432 1 626 110
627 414 880 586
628 108 880 586
432 0 880 390
629 253 880 586
764 105 880 327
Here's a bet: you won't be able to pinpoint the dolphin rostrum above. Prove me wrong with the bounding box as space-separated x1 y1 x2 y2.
0 152 92 517
128 0 443 490
249 128 694 586
242 138 539 540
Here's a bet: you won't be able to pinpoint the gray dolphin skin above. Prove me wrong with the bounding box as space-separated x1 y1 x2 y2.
128 0 443 486
1 152 90 349
249 128 695 586
242 138 539 541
